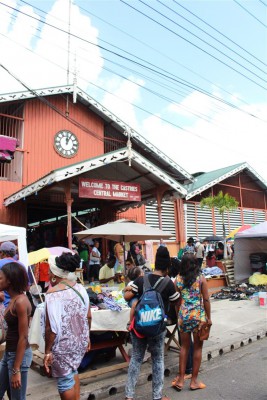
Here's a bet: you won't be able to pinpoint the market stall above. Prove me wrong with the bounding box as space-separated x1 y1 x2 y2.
29 289 131 378
234 221 267 283
0 223 28 267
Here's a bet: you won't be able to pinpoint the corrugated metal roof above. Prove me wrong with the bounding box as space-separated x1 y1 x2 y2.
0 84 194 183
185 162 267 200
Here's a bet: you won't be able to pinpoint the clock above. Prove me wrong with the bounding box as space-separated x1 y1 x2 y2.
54 130 79 158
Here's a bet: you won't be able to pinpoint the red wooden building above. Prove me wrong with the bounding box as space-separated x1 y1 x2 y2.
1 85 267 255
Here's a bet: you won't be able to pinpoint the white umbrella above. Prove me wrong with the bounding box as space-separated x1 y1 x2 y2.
75 219 173 242
75 220 173 273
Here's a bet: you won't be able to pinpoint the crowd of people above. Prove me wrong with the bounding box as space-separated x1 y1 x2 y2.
0 239 212 400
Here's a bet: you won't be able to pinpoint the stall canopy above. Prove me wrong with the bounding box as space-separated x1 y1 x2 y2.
0 223 28 267
75 219 173 242
234 221 267 283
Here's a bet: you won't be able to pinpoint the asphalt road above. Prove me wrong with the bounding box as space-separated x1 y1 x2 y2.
118 337 267 400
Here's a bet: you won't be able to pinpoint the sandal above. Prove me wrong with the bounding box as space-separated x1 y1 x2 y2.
190 382 206 390
171 373 192 385
171 377 183 392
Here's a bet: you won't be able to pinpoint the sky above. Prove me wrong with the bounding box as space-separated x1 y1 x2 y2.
0 0 267 181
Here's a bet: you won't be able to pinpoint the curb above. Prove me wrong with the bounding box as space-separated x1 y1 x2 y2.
79 328 267 400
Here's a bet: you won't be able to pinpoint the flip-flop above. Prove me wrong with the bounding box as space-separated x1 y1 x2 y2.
190 382 206 390
171 373 192 385
172 383 183 392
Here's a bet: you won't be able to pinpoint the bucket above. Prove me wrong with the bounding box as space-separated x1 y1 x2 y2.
259 292 267 308
251 293 259 305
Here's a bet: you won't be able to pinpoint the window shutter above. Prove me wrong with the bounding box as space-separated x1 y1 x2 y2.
145 201 176 240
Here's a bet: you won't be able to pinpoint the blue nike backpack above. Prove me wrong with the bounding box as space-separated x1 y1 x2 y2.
134 274 170 337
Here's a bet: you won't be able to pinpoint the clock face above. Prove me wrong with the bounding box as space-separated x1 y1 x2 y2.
54 130 79 158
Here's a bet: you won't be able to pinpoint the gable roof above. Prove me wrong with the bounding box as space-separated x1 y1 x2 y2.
4 147 187 208
185 162 267 200
0 84 193 184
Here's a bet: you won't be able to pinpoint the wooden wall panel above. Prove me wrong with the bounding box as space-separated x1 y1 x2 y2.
116 205 146 224
23 96 104 184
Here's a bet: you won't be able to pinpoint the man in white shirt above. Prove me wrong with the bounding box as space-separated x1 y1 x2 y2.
195 240 204 268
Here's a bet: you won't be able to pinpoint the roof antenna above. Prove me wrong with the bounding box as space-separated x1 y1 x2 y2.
73 51 77 104
126 130 132 167
66 0 72 117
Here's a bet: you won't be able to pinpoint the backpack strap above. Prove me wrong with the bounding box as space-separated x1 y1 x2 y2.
143 273 152 291
143 274 170 294
154 276 170 294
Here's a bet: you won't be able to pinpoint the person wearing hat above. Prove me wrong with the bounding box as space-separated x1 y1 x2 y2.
0 241 17 307
183 238 196 255
0 241 16 260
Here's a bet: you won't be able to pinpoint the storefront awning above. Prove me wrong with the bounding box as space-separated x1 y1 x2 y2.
4 147 187 208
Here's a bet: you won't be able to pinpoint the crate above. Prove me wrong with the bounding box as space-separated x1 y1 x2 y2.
223 262 235 286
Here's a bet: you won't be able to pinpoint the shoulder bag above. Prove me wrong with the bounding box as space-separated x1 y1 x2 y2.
0 303 7 344
198 277 211 341
61 281 85 305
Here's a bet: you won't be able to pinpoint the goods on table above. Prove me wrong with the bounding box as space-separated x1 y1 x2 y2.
211 283 266 301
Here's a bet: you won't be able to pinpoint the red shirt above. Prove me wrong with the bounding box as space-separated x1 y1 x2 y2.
38 261 50 282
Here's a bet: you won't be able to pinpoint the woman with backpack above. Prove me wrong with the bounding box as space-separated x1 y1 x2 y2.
172 253 212 392
124 246 180 400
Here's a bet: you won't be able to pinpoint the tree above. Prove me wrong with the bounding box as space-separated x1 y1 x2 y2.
200 191 239 259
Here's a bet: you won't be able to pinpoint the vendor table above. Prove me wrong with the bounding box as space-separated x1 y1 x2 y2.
29 304 131 378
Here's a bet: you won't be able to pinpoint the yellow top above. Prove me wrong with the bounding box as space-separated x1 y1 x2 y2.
99 264 115 287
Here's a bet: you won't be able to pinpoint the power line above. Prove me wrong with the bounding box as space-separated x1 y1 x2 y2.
120 0 267 90
136 0 267 84
0 63 106 144
258 0 267 6
2 1 263 121
72 0 261 110
233 0 267 28
156 0 267 75
173 0 267 67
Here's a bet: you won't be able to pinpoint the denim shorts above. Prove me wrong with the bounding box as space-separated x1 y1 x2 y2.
57 370 78 393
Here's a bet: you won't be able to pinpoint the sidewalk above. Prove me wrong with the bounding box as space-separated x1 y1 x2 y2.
25 298 267 400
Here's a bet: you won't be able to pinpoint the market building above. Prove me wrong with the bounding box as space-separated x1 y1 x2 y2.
1 85 267 256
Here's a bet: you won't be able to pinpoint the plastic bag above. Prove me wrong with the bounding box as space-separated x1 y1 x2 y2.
249 273 267 286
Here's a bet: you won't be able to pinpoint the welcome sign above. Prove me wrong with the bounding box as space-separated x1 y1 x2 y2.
79 179 141 201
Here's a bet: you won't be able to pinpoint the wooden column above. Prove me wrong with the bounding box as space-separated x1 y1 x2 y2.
155 185 169 230
64 182 73 250
239 173 244 225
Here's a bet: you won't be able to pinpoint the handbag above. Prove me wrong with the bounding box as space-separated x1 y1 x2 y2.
198 321 211 341
90 252 100 263
0 303 7 345
198 277 211 341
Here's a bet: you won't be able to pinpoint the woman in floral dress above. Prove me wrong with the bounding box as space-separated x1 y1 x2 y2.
172 254 212 391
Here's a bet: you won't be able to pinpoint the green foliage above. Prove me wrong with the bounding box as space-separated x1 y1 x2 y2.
200 191 239 215
200 191 239 259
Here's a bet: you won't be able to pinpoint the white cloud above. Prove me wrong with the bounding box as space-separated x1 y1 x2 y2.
168 90 218 119
141 95 267 182
0 0 103 92
0 0 266 186
101 76 145 130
